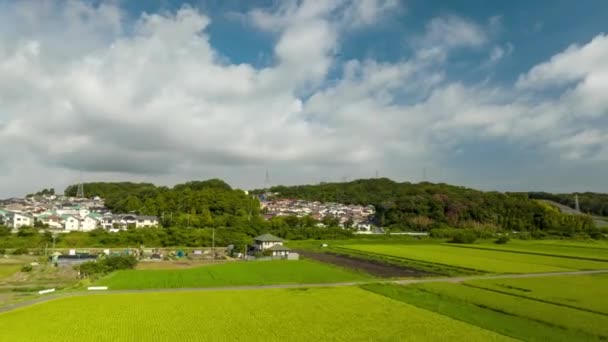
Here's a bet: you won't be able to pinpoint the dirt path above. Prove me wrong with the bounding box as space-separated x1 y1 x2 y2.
1 269 607 314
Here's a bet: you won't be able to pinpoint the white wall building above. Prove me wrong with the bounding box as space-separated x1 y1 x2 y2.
63 215 80 231
6 212 33 230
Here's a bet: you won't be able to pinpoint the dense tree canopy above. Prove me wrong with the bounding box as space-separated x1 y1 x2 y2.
254 178 599 235
527 192 608 217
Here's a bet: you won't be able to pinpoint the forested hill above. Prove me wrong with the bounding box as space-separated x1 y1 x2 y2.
253 178 598 235
64 180 261 228
527 192 608 217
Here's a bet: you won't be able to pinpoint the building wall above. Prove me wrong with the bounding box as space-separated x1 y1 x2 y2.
64 218 79 231
80 218 97 231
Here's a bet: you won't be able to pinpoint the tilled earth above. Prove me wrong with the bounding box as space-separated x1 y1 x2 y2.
295 250 432 278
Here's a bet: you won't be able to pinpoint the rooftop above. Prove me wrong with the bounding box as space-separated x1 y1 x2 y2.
253 233 284 242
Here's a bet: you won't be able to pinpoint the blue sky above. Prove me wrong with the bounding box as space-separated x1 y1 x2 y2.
0 0 607 196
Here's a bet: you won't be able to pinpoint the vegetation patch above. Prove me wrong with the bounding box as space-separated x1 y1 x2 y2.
340 244 608 273
466 274 608 315
96 260 371 289
361 283 593 342
415 282 608 339
0 287 513 341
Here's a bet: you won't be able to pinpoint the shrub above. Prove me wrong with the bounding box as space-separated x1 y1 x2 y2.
449 230 478 244
77 255 138 278
0 248 5 255
12 248 29 255
494 236 510 244
20 265 33 272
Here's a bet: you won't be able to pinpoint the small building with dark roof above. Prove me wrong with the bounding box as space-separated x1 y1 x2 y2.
267 244 291 257
252 233 285 253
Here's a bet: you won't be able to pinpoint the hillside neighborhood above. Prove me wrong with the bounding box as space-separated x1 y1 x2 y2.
0 191 378 233
259 197 376 232
0 194 159 233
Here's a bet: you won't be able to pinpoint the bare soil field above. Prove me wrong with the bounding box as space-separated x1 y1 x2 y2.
296 250 432 278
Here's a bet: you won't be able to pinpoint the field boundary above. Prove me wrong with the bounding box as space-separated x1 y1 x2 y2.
443 244 608 262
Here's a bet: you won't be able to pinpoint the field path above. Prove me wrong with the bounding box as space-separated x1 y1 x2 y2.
2 269 607 314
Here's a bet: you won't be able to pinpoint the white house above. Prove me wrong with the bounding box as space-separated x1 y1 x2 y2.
79 216 98 231
253 233 285 251
36 213 63 229
135 216 159 228
63 215 80 231
5 212 33 230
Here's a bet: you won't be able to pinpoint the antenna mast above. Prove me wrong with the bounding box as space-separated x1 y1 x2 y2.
76 171 85 198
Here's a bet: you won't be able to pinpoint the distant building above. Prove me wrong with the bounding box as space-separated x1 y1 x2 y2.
5 211 33 230
252 233 293 258
252 233 285 251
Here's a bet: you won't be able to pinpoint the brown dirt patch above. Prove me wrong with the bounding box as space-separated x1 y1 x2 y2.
295 250 432 278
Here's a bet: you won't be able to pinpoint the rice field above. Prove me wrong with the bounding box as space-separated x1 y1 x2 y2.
96 260 371 289
0 287 513 341
339 244 608 273
361 283 592 342
415 282 608 339
452 240 608 261
466 273 608 314
0 264 21 280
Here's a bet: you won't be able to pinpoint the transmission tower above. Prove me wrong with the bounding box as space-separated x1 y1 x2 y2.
76 171 85 198
264 169 270 189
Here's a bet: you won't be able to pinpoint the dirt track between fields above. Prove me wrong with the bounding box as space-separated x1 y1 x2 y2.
2 269 607 314
295 250 433 277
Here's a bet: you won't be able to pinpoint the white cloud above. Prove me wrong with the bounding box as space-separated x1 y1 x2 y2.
0 1 607 196
418 15 488 49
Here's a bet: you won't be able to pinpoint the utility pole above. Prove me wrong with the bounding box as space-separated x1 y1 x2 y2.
212 227 215 262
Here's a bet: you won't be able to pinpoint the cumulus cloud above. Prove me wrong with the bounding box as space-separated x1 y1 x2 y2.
0 0 607 196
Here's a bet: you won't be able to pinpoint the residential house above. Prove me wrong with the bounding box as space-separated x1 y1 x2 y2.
36 213 64 229
136 216 159 228
5 212 33 230
79 215 99 231
252 233 285 252
266 244 292 257
62 215 80 231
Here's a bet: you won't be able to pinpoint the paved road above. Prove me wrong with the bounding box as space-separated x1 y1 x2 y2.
2 269 607 314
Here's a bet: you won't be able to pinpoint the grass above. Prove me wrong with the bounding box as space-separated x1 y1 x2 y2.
451 240 608 261
466 273 608 315
0 264 21 280
361 283 595 342
415 282 608 339
0 287 513 341
340 244 608 273
96 260 372 289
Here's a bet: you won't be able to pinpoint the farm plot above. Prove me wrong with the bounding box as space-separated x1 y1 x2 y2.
0 287 513 341
0 264 21 280
340 244 608 273
361 284 591 342
466 273 608 314
451 240 608 261
97 260 371 289
415 282 608 339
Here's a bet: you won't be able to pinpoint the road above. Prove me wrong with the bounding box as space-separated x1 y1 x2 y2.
1 269 607 314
